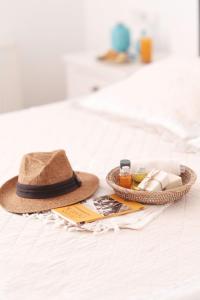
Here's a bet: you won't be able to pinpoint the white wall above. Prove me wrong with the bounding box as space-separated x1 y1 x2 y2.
0 0 198 109
84 0 199 56
0 0 85 107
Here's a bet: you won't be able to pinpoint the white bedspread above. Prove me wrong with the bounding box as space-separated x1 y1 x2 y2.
0 100 200 300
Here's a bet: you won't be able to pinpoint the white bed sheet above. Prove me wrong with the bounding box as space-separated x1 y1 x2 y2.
0 100 200 300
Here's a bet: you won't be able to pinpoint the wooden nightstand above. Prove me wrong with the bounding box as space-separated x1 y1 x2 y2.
64 52 166 99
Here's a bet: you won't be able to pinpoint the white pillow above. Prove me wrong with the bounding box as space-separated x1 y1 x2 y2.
79 56 200 140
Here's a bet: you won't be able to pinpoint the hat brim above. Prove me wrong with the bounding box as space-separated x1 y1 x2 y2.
0 171 99 214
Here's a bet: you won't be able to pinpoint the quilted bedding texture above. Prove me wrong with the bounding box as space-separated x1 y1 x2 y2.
0 100 200 300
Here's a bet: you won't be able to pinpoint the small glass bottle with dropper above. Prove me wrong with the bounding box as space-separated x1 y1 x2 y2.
119 160 132 189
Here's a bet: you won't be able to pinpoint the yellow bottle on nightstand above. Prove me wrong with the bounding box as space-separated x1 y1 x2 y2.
140 30 152 64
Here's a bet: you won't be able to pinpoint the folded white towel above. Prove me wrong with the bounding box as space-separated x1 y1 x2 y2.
132 160 184 175
25 203 171 233
24 179 171 233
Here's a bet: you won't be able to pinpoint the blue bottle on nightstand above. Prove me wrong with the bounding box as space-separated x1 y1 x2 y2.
111 23 130 52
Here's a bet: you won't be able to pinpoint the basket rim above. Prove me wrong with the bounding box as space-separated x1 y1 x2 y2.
106 164 197 195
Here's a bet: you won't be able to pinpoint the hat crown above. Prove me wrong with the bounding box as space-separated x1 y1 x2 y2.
18 150 73 185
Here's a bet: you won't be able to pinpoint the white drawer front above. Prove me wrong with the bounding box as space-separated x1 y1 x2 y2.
66 63 108 99
0 45 22 112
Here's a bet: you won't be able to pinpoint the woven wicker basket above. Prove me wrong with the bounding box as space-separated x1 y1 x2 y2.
106 165 197 205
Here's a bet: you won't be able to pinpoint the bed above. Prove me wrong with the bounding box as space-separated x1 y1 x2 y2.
1 57 200 300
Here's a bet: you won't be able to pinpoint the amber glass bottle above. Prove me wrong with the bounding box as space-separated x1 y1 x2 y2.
119 166 132 189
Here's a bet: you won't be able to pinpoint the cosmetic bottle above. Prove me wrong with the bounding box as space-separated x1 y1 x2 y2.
133 167 147 183
140 30 152 63
119 165 132 189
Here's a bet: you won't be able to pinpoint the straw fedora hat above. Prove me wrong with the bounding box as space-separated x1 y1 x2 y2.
0 150 99 213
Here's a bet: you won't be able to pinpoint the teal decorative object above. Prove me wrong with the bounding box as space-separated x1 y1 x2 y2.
111 23 130 52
